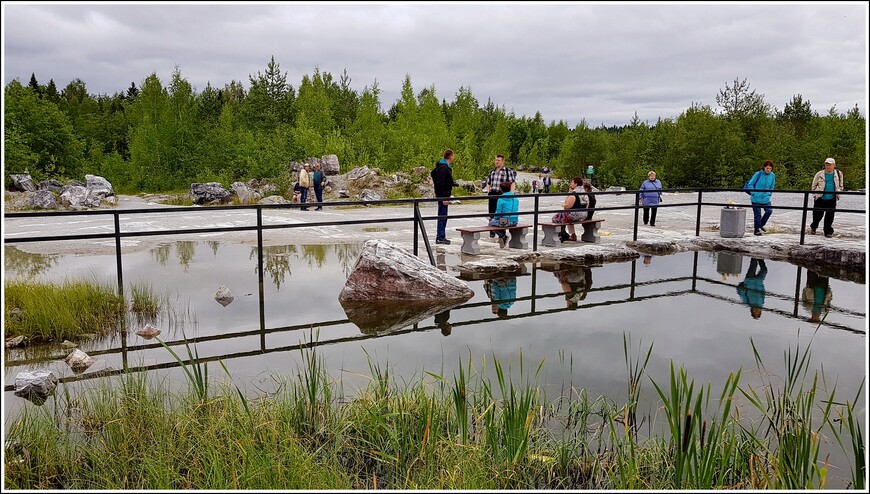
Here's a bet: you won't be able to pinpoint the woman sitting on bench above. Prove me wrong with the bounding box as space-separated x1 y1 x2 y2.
487 181 519 248
553 177 590 242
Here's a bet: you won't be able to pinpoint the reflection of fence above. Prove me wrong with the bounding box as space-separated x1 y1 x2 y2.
4 252 863 392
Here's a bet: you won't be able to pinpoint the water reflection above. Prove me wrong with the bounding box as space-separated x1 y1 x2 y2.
485 277 518 318
736 258 768 319
4 246 60 278
340 299 467 335
803 270 832 323
150 241 199 271
547 264 594 310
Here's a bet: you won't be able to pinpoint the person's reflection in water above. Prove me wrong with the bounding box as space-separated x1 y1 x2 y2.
736 257 768 319
555 265 593 309
642 254 653 266
802 270 833 323
434 310 452 336
485 277 517 319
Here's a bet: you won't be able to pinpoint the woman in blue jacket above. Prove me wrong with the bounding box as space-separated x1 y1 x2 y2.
638 171 662 226
745 160 776 236
488 181 519 248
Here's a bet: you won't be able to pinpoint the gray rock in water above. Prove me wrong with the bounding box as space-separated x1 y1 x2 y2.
215 285 235 306
136 324 161 339
9 174 37 192
190 182 231 205
6 335 26 349
321 154 340 175
339 239 474 303
65 349 96 372
14 370 59 401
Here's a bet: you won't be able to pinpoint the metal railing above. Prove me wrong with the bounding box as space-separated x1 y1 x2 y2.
3 252 863 392
4 187 865 301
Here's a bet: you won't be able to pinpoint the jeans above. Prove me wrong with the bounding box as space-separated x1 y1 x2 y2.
488 218 517 238
314 187 323 205
751 202 772 232
643 206 657 225
299 188 309 208
810 197 836 235
436 201 449 240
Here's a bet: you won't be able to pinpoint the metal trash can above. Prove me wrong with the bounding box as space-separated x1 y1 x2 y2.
720 207 746 238
716 252 743 275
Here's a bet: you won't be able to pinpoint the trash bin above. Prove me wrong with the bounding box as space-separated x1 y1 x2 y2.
716 252 743 275
720 207 746 238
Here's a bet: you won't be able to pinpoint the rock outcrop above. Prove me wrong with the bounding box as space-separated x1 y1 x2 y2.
190 183 231 205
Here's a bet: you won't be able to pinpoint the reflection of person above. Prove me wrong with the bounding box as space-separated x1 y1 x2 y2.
298 163 312 210
555 265 593 309
434 310 452 336
736 257 768 319
488 181 519 248
809 158 844 238
802 270 833 323
312 163 327 210
552 177 589 242
485 277 517 318
431 149 458 245
638 171 663 226
483 155 517 226
643 254 652 266
745 160 776 236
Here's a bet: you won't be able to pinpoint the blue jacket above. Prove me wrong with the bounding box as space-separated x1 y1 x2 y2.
639 179 662 206
491 278 517 310
746 170 776 205
494 192 519 224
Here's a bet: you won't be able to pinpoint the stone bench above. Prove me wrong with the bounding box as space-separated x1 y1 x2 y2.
455 224 532 255
540 219 605 246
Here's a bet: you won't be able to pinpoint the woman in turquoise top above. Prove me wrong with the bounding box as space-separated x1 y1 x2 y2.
488 181 519 248
745 160 776 236
809 157 844 238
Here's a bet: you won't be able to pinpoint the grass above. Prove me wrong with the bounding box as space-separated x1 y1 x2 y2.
4 334 865 490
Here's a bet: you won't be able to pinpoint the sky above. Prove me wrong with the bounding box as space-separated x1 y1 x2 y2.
2 1 868 127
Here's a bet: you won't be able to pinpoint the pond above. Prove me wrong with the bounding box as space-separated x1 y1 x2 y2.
5 241 865 418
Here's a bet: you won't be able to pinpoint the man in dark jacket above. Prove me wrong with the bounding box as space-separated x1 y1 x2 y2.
430 149 457 244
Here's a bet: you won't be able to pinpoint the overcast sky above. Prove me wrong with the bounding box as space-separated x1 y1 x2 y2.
2 2 867 127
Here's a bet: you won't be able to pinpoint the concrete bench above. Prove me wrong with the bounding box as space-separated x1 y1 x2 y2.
455 224 532 255
539 219 605 246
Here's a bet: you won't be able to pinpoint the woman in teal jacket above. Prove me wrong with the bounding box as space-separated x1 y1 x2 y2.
745 160 776 236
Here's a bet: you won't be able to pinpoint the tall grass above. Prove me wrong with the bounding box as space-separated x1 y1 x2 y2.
4 278 126 341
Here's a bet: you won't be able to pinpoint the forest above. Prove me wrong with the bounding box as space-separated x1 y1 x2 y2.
4 56 866 194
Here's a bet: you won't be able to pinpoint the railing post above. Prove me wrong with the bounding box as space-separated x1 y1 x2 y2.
793 266 803 317
413 200 419 257
257 207 266 351
532 195 539 252
799 191 809 245
415 202 435 266
633 191 640 241
113 211 128 371
695 190 703 237
691 251 699 291
629 258 637 299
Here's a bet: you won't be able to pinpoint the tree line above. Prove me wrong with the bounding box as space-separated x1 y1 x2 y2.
4 57 866 194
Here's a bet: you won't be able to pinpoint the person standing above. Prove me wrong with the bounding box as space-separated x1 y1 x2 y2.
542 174 552 194
312 163 327 211
487 181 519 248
809 158 844 238
482 155 517 236
298 163 312 211
638 171 663 226
431 149 458 245
745 160 776 236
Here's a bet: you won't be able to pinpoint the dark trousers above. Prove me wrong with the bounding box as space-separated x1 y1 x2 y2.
751 202 772 233
314 187 323 206
299 188 309 209
643 206 657 225
436 201 449 240
810 197 836 235
488 190 503 216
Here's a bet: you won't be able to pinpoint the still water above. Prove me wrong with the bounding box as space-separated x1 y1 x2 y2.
5 241 865 411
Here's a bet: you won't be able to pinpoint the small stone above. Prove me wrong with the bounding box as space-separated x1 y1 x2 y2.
65 349 96 372
14 370 59 399
60 340 78 349
5 335 26 349
215 285 234 307
136 324 161 339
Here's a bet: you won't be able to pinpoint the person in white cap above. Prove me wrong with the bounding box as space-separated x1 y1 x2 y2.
809 158 844 238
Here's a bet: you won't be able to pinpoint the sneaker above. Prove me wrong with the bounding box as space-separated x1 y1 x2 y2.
754 231 763 236
301 207 309 211
809 227 817 235
558 232 570 243
498 236 507 249
650 223 656 227
315 207 322 211
435 238 451 245
490 232 496 238
760 226 766 232
824 233 833 238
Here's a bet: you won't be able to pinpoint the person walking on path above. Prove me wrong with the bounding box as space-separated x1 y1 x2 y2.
809 157 844 238
745 160 776 236
312 163 327 210
736 257 768 319
298 163 312 211
638 170 663 226
431 149 458 245
482 155 517 236
487 181 519 248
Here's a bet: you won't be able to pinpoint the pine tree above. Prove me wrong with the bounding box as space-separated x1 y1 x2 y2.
28 73 41 97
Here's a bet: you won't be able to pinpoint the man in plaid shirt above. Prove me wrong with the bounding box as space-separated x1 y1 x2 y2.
483 155 517 225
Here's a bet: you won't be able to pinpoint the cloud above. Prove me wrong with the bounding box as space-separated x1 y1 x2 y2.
3 3 866 126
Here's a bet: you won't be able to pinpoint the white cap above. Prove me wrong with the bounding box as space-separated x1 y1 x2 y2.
824 158 836 165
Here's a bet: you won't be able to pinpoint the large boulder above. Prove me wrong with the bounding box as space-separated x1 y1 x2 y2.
347 166 373 181
14 370 58 403
231 181 259 205
37 179 65 193
59 185 91 208
28 190 58 209
339 239 474 303
9 174 37 192
190 183 231 205
321 154 341 175
359 189 381 203
85 174 114 197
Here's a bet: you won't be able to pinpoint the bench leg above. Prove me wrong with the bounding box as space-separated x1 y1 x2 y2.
460 231 481 255
508 228 529 249
581 222 601 243
541 225 560 247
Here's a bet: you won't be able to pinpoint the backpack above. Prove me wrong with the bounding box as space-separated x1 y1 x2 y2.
743 171 759 195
